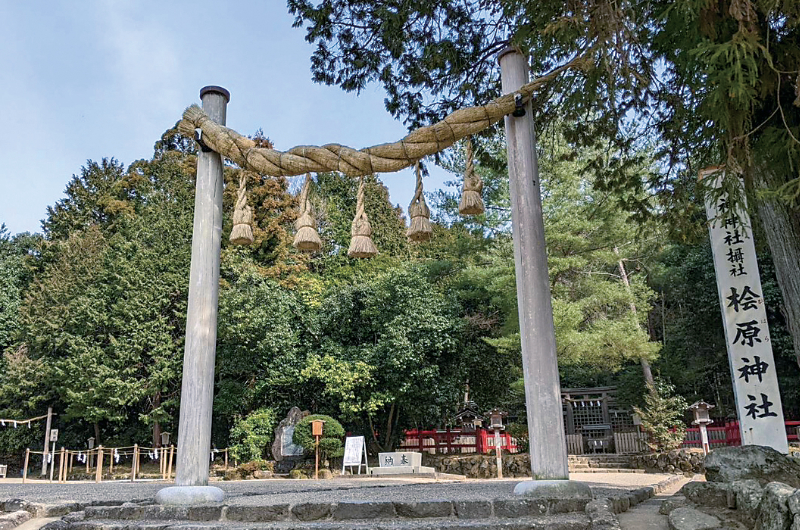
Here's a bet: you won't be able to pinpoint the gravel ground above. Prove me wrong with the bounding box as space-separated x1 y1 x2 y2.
0 473 676 507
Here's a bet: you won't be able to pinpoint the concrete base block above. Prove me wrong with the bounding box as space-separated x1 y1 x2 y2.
513 479 593 500
155 486 224 505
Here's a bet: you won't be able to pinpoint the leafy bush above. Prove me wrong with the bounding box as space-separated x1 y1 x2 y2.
228 408 276 463
633 379 687 452
507 422 529 453
293 414 345 464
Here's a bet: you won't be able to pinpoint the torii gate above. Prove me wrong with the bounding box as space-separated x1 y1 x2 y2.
156 48 591 504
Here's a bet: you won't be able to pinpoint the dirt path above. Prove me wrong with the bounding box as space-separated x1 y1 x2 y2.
617 476 692 530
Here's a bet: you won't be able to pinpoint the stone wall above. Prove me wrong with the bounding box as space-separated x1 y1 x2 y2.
630 449 705 474
423 454 532 478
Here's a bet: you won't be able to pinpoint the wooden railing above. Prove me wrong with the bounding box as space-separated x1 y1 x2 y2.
399 428 518 455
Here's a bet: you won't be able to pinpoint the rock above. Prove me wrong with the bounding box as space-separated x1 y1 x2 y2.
289 469 307 479
226 504 290 522
660 496 687 515
730 479 763 516
788 489 800 516
333 501 395 520
394 500 453 518
271 407 308 462
668 506 722 530
756 482 795 530
454 500 492 519
681 482 730 508
291 502 334 521
252 469 272 479
705 446 800 488
585 498 621 530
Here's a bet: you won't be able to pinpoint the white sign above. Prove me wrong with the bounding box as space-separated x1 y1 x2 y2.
702 167 788 453
49 429 58 442
342 436 369 475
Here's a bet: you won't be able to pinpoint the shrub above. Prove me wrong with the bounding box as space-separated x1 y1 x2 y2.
633 379 688 452
292 414 345 464
507 422 529 453
229 408 277 462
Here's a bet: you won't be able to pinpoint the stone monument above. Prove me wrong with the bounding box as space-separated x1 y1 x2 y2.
271 407 308 473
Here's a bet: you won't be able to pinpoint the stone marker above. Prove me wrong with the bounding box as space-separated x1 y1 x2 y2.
271 407 308 473
369 451 435 476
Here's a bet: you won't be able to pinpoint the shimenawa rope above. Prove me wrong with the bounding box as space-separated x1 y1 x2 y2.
293 173 323 252
406 162 432 242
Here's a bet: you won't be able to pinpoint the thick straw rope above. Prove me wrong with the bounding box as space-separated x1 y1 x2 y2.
407 162 432 241
293 173 322 251
177 57 584 178
459 137 484 215
347 176 378 258
230 171 254 245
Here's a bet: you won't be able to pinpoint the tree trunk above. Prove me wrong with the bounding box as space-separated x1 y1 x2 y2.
152 392 162 447
615 247 656 387
94 422 100 446
755 182 800 368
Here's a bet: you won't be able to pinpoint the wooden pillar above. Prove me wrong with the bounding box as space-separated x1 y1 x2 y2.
499 48 569 480
86 449 90 474
95 446 103 483
223 448 228 471
48 442 55 483
175 86 230 487
59 447 66 482
168 445 175 479
41 407 52 476
109 448 114 476
22 449 29 483
131 444 138 482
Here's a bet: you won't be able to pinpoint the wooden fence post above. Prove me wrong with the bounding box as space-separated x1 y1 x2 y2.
131 444 138 482
95 446 103 483
22 449 29 483
168 445 175 480
224 448 228 471
59 447 66 482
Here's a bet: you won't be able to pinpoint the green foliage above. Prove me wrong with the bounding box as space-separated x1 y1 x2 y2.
633 380 688 452
229 408 277 463
293 414 345 463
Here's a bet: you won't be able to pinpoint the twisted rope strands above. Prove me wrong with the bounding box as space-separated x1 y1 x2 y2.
230 171 254 245
459 136 485 215
348 175 378 258
177 56 585 178
407 161 432 242
293 173 322 251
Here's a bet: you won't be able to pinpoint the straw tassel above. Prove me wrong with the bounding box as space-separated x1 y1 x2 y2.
406 162 432 242
292 173 322 252
347 176 378 258
229 171 254 245
458 137 485 215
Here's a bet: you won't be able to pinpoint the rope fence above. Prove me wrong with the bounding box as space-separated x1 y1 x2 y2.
20 445 229 484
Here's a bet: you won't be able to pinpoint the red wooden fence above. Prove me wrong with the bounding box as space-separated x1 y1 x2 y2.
399 428 519 455
681 420 799 449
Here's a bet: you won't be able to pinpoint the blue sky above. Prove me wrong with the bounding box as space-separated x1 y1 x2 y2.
0 1 454 235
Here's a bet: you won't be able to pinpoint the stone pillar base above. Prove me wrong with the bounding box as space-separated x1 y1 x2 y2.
155 486 224 505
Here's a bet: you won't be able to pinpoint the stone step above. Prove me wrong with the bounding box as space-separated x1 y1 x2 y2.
77 496 593 525
568 468 645 474
63 513 592 530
